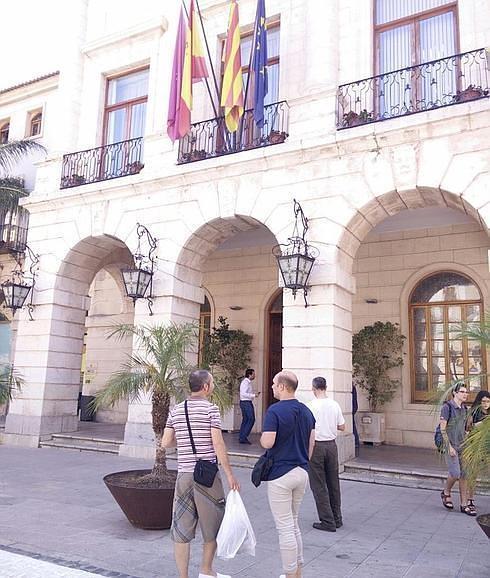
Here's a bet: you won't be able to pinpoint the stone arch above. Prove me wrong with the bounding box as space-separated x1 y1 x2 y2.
172 214 279 302
338 187 489 268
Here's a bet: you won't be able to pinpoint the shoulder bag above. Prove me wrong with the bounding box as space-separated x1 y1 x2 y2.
184 400 219 487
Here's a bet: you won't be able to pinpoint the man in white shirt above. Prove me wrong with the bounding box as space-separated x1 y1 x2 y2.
238 368 259 444
307 376 345 532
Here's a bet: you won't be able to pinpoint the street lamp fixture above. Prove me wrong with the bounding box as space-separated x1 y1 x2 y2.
1 244 40 319
121 223 157 315
272 199 318 307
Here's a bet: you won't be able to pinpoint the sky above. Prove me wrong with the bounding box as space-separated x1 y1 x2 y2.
2 1 64 90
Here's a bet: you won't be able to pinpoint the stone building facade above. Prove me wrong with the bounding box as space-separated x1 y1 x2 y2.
1 0 490 459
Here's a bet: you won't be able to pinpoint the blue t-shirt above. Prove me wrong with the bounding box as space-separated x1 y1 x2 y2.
262 399 315 481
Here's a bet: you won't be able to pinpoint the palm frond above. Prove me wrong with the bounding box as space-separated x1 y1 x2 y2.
462 417 490 482
0 364 23 405
0 140 46 173
0 177 29 210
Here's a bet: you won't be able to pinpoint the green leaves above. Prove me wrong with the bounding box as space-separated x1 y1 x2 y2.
0 364 23 405
352 321 405 412
202 316 252 395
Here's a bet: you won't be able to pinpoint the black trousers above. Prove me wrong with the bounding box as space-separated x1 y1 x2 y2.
308 440 342 528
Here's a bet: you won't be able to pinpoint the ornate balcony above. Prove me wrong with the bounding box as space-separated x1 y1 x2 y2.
337 48 490 129
60 137 144 189
177 100 289 164
0 205 29 254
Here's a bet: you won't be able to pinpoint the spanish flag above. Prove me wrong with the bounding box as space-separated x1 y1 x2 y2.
220 0 243 132
167 1 209 142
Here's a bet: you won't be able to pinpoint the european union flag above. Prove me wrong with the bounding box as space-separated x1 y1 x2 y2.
252 0 268 128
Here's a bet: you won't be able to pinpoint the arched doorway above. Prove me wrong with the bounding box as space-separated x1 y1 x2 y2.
265 290 282 408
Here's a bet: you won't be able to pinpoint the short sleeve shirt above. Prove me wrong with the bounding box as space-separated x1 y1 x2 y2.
262 399 315 481
166 398 221 473
440 400 467 450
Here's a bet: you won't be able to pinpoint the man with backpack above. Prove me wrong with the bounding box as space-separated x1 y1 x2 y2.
439 382 473 515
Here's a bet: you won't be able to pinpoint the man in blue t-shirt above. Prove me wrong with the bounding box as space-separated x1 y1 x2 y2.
260 370 315 578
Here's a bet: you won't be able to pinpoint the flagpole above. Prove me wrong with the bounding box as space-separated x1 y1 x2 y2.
194 0 222 109
181 0 220 120
239 4 260 145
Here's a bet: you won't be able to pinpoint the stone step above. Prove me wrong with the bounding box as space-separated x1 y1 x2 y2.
342 462 490 495
39 434 121 455
40 441 120 454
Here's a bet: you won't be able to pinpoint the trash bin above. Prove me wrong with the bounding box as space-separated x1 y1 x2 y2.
79 395 96 422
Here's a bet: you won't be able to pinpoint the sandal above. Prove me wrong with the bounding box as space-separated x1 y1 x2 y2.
441 491 453 509
468 499 477 515
461 503 477 517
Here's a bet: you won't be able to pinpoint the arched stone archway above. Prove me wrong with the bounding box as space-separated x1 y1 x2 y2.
347 188 490 448
5 235 134 446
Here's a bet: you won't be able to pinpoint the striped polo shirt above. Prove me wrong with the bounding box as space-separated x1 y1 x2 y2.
166 397 222 473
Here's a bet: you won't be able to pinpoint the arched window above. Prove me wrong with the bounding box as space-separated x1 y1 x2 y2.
409 272 485 402
30 112 42 137
0 122 9 144
198 295 212 366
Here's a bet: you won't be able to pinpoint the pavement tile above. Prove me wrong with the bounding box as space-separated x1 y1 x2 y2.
0 446 489 578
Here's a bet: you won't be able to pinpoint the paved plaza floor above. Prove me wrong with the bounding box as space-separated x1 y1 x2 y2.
0 446 488 578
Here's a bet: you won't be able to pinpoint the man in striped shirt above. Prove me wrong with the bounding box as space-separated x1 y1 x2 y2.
162 369 239 578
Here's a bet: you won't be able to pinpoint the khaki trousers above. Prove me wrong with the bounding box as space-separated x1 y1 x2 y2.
267 466 308 574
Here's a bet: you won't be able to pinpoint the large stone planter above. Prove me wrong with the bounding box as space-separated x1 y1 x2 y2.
221 403 242 432
104 469 176 530
477 514 490 539
357 411 385 445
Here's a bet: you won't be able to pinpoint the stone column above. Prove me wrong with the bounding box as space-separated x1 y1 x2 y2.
281 262 356 463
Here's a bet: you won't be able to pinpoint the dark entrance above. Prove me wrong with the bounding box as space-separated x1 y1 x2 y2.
265 290 283 408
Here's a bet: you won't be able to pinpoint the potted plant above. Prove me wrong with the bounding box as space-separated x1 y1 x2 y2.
127 161 144 174
202 316 252 431
189 149 207 161
93 322 197 530
342 109 373 128
62 173 86 187
453 84 489 103
268 130 288 145
352 321 405 444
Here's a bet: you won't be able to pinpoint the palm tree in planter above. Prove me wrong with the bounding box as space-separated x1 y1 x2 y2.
93 322 198 530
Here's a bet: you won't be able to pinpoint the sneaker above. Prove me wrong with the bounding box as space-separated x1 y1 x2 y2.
312 522 336 532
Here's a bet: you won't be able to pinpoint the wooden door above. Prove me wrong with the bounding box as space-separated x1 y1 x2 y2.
265 291 283 408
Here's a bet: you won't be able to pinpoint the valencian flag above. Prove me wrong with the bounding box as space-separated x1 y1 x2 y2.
167 1 209 142
221 0 244 132
252 0 268 128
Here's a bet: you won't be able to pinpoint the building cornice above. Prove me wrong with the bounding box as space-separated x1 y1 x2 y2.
82 16 168 56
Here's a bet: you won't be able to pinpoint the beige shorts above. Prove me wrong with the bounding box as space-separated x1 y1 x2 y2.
170 472 226 543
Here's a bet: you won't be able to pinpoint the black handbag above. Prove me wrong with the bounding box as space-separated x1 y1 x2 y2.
251 452 274 487
184 400 219 488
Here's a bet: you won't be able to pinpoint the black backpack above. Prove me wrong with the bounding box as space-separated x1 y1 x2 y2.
434 401 452 451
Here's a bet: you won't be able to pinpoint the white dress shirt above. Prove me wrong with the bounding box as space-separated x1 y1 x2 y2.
239 377 255 401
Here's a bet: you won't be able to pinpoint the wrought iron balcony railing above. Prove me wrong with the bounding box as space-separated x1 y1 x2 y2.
337 47 490 129
178 101 289 164
0 206 29 254
60 137 144 189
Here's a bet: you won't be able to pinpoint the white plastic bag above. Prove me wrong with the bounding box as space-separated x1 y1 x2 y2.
216 490 256 559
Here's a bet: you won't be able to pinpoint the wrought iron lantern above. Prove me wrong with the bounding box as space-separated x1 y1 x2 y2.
272 199 318 307
121 223 157 315
1 245 40 319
